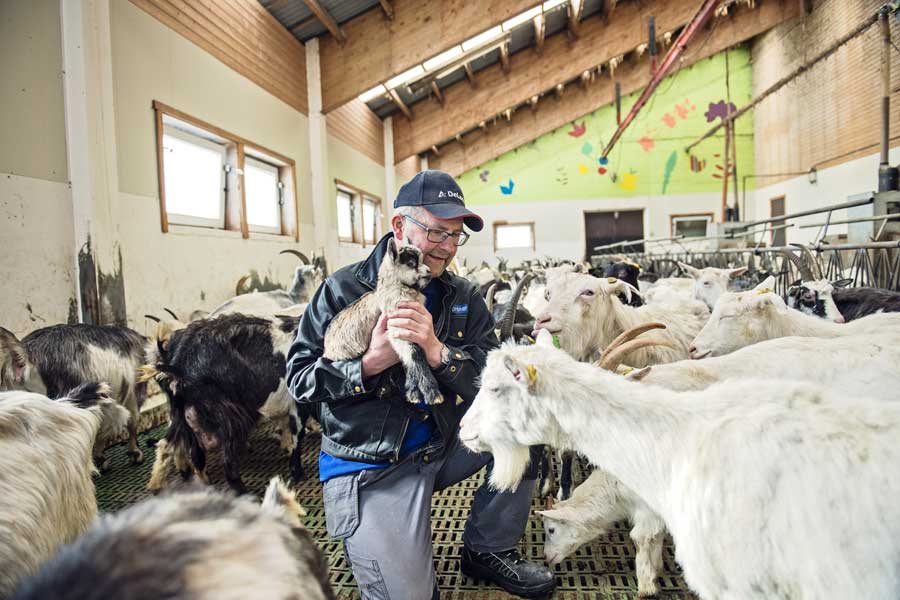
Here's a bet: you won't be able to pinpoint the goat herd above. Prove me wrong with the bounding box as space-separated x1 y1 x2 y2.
2 244 900 599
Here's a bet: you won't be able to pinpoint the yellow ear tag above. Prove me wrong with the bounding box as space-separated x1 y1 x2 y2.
756 288 773 295
526 364 537 385
607 277 618 284
621 366 634 376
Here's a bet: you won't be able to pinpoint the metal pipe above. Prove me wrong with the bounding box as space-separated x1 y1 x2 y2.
601 0 722 159
639 240 900 257
881 10 891 166
799 213 900 228
735 197 874 229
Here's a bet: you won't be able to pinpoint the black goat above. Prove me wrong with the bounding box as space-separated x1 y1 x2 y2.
143 314 305 494
0 323 148 468
602 262 643 307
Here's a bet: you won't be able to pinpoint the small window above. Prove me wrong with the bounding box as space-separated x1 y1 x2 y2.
494 222 535 250
671 215 712 239
244 155 282 234
362 196 382 244
336 189 356 242
161 125 226 228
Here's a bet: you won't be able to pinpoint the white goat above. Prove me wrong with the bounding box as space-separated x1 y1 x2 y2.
534 272 707 364
0 384 129 598
690 276 900 358
459 334 900 600
677 262 747 310
538 470 665 597
12 477 334 600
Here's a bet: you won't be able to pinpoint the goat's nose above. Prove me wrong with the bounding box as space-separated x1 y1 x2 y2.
536 315 551 327
834 315 845 324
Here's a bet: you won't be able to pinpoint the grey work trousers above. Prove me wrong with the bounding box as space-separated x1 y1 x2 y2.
322 436 540 600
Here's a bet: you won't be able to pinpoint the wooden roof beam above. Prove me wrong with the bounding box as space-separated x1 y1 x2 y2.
430 80 445 105
464 62 476 88
500 42 511 74
533 13 545 54
427 0 799 175
567 0 584 39
319 0 539 112
379 0 394 20
391 0 799 162
301 0 347 44
388 88 413 120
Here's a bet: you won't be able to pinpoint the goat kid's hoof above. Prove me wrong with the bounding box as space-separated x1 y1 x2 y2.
127 449 145 465
94 456 111 473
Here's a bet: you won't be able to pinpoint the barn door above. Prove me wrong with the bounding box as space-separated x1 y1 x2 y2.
584 209 644 258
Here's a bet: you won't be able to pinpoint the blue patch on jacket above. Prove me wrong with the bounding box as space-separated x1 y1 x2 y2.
451 303 468 315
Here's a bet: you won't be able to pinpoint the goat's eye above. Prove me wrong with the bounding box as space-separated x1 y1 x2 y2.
703 281 711 286
580 289 595 297
547 527 555 535
544 290 551 301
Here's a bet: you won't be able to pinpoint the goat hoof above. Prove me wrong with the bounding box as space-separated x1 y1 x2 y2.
146 438 159 447
94 456 111 473
127 449 145 465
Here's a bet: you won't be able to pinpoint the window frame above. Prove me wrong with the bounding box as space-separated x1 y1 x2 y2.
670 213 714 239
153 100 299 240
493 221 536 252
361 195 383 245
160 124 228 229
334 179 383 247
243 154 283 235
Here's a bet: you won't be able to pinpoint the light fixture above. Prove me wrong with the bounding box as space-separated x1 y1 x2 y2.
808 167 818 184
461 26 502 51
502 5 543 31
386 65 425 89
358 84 387 102
423 46 463 71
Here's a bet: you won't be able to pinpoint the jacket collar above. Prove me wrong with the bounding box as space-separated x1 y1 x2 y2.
356 233 458 294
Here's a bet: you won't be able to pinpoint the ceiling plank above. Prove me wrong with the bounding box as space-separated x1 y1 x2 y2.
301 0 347 44
379 0 394 20
428 0 800 175
393 0 799 163
318 0 537 112
388 88 413 120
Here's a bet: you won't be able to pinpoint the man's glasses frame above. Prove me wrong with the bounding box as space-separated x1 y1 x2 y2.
403 215 470 246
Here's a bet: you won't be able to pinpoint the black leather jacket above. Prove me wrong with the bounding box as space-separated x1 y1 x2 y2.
285 234 498 464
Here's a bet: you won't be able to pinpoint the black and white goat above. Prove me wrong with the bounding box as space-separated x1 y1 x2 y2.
142 313 306 494
783 244 900 321
0 323 149 468
12 477 335 600
0 383 129 598
602 261 644 307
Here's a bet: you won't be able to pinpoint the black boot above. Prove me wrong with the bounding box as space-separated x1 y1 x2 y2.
460 546 556 598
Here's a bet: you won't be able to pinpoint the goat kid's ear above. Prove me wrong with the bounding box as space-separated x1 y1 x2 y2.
0 326 29 381
625 366 652 381
754 275 777 292
678 262 701 279
503 355 539 393
536 506 578 522
387 237 398 260
728 267 748 278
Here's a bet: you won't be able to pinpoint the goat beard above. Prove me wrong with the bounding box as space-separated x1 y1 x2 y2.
487 444 531 492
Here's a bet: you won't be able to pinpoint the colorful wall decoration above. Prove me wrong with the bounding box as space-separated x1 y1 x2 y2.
458 46 755 206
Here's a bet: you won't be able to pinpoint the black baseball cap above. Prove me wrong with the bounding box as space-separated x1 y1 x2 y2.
394 170 484 232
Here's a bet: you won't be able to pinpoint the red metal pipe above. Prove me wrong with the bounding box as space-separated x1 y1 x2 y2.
601 0 722 159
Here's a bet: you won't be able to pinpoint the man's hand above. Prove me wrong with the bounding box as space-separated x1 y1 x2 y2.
388 301 445 368
361 313 400 378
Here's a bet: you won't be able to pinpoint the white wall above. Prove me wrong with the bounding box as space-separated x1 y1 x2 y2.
459 192 723 265
747 146 900 245
109 1 316 331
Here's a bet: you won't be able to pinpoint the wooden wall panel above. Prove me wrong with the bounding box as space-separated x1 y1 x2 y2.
395 154 421 185
130 0 308 114
752 0 900 184
327 98 385 164
319 0 538 112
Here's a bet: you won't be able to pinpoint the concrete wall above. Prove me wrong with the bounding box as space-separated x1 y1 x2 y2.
1 0 76 334
110 0 318 330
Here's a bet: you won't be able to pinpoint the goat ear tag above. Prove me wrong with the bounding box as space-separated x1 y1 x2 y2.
526 364 537 385
756 287 773 295
607 277 617 284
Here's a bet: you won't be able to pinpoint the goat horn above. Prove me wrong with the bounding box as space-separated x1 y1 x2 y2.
499 272 535 341
485 282 497 313
599 322 667 364
791 244 824 280
144 314 161 323
778 249 813 281
235 275 250 296
163 308 180 321
279 249 310 264
597 338 677 372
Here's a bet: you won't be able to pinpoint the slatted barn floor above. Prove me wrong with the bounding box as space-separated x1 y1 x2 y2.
94 424 696 599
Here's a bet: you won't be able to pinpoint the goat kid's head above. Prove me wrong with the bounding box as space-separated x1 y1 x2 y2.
382 238 432 290
689 276 785 358
460 331 565 492
532 273 640 360
0 327 46 394
786 279 849 323
678 262 747 310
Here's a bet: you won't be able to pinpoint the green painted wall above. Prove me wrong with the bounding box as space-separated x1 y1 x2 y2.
458 47 754 205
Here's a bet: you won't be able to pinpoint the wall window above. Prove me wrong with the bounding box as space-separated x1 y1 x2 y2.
161 125 227 228
335 180 382 246
153 101 299 240
494 222 535 251
671 214 713 239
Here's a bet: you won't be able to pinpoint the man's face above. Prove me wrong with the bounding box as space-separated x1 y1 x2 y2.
392 211 464 277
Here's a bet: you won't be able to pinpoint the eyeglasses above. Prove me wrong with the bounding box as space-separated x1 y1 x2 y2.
403 215 470 246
